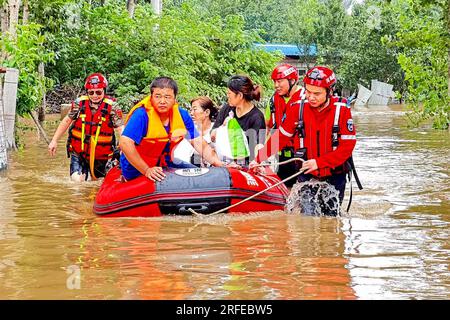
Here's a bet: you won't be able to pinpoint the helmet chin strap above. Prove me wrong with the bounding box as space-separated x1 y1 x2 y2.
317 97 331 111
283 80 296 98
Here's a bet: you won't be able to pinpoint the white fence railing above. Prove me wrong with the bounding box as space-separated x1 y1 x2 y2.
0 67 19 170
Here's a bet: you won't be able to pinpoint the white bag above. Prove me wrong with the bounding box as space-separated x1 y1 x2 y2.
172 138 194 164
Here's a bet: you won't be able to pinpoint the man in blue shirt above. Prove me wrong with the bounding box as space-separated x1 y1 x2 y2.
119 77 224 181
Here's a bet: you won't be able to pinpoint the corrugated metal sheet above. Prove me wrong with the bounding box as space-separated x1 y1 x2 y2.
355 84 372 106
368 80 394 106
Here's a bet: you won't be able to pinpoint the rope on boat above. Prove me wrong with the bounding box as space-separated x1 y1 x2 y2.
188 158 305 216
251 157 304 168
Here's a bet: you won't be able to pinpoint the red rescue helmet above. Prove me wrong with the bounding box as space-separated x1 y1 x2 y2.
303 66 336 91
84 73 108 90
271 64 299 82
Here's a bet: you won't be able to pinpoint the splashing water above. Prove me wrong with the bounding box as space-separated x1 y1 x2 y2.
285 180 341 216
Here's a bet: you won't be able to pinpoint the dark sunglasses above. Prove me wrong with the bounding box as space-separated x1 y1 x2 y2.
88 90 103 96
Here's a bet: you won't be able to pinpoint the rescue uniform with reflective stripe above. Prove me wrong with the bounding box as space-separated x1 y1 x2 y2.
265 87 306 187
265 87 306 130
257 96 356 178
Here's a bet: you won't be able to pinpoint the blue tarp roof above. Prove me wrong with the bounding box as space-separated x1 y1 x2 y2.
254 43 317 57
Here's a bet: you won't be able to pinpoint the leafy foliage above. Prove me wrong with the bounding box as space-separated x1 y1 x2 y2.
42 1 280 110
0 23 54 116
385 0 449 129
2 0 448 129
165 0 449 129
334 0 404 94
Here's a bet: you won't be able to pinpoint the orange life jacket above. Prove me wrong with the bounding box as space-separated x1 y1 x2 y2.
67 95 115 161
125 96 188 168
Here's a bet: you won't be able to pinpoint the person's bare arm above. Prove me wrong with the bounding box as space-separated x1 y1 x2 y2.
115 125 124 136
191 136 223 167
48 115 73 156
119 135 165 181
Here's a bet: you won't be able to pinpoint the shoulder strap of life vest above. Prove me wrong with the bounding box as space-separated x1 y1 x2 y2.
331 96 363 190
79 98 90 152
269 95 276 129
89 103 111 181
294 97 344 150
125 96 150 125
296 99 305 148
331 98 362 212
332 97 345 151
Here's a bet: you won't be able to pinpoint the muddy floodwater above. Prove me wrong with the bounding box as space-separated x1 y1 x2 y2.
0 105 448 299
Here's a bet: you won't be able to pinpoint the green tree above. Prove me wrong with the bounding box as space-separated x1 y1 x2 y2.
0 0 76 116
278 0 322 61
334 0 404 94
167 0 405 95
42 1 280 110
386 0 449 129
0 23 54 115
164 0 295 42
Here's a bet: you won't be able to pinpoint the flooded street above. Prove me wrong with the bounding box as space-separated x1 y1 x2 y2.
0 105 448 299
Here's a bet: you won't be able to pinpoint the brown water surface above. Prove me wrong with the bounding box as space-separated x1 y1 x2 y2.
0 105 448 299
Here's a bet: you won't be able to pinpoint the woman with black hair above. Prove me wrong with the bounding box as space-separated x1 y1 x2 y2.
211 75 266 166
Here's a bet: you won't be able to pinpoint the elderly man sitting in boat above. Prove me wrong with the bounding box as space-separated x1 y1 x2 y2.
119 76 225 182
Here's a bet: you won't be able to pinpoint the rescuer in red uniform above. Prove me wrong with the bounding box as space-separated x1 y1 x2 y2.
265 64 306 187
252 66 359 215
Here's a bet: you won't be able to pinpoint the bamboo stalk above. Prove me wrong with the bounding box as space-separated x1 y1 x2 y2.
29 111 50 145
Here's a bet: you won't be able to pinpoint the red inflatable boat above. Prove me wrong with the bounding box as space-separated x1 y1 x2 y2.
94 166 289 217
